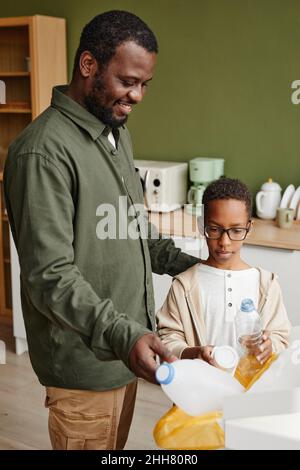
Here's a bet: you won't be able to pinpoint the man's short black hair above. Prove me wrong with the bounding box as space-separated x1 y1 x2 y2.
202 177 253 218
72 10 158 77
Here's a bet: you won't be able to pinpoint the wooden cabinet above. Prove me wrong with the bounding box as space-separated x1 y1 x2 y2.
0 15 67 326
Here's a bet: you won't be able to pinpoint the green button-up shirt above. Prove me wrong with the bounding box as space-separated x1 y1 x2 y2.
4 86 199 390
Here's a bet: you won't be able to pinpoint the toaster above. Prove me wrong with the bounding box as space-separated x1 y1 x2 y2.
134 160 188 212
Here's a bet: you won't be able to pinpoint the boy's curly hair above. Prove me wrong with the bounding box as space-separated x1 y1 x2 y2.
202 177 253 218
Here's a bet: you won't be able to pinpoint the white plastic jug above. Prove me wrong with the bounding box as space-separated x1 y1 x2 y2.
156 359 243 416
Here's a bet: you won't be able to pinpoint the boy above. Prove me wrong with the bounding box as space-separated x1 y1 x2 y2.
157 177 291 366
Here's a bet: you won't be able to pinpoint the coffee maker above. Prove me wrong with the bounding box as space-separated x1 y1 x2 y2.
186 157 225 215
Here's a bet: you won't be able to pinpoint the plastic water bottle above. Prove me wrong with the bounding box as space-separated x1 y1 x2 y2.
155 359 243 416
235 298 264 382
235 298 263 352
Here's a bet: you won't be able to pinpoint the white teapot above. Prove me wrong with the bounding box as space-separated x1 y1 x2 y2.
256 178 282 219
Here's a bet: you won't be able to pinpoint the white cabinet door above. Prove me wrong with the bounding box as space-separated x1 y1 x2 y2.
243 245 300 326
10 230 28 355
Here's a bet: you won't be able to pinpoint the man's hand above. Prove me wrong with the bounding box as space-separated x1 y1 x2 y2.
128 333 177 384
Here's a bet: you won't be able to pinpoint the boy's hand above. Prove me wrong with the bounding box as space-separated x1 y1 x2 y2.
181 345 218 367
242 330 272 364
199 345 219 367
256 330 272 364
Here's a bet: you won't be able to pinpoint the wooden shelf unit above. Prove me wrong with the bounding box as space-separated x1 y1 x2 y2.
0 15 67 326
0 108 32 113
0 71 30 77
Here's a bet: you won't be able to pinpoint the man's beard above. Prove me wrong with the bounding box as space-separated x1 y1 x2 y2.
84 73 128 128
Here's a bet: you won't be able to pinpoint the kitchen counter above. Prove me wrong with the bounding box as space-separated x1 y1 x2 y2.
149 208 300 251
1 172 299 251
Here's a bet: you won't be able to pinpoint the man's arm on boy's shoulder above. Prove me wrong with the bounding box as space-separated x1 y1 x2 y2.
147 222 199 276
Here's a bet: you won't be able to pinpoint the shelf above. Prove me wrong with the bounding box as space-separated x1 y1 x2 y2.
0 107 31 114
0 71 30 77
0 14 67 321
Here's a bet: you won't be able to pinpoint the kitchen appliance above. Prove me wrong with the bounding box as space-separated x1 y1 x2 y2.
256 178 282 219
187 157 225 215
134 160 188 212
187 185 204 206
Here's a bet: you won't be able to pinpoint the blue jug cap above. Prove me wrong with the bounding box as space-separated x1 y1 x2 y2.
155 362 175 385
240 298 255 312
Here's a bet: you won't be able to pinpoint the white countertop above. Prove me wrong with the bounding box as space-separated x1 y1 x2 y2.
226 413 300 450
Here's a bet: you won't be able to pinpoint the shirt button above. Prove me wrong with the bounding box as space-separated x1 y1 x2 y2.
227 274 231 278
111 149 118 156
228 302 232 307
228 288 232 292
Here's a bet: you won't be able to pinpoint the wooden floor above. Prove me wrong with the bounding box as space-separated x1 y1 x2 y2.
0 325 172 450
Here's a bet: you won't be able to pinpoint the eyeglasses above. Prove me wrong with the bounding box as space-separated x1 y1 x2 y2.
204 223 251 241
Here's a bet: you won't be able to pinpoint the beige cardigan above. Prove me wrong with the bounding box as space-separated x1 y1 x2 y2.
156 264 291 358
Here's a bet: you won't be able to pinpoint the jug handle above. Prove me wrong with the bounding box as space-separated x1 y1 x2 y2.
256 191 266 213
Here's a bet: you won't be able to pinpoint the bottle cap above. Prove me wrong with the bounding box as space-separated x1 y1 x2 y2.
240 298 255 312
212 346 239 375
155 362 175 385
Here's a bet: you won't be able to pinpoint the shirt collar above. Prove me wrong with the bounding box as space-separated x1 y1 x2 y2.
51 85 107 141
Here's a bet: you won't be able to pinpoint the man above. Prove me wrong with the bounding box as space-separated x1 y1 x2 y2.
4 11 199 450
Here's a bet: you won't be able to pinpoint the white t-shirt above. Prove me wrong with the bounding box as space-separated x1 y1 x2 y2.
198 264 260 347
108 131 116 148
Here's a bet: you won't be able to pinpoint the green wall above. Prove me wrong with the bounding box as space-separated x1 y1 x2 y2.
1 0 300 196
